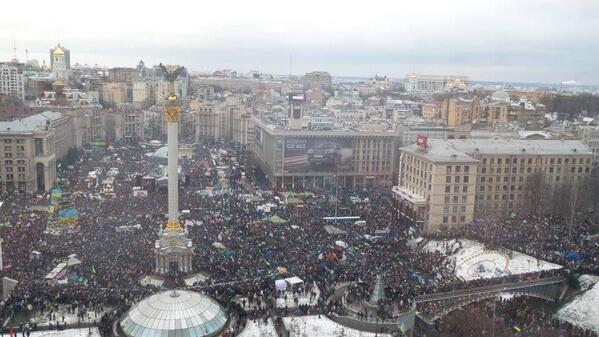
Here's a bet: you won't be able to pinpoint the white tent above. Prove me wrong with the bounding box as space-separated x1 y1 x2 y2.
67 256 82 266
275 279 287 291
284 276 304 292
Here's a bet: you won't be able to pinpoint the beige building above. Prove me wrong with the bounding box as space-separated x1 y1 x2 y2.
394 138 593 233
421 103 440 119
102 82 128 106
0 112 69 193
232 109 254 146
106 104 145 144
132 81 149 104
394 140 479 233
193 102 217 141
447 139 594 217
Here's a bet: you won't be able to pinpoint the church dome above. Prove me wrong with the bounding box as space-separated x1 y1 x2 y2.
120 290 228 337
53 47 65 56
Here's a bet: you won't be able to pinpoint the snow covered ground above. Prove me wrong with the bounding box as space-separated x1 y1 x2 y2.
556 275 599 334
282 316 391 337
275 285 320 308
238 318 277 337
29 328 100 337
423 239 562 281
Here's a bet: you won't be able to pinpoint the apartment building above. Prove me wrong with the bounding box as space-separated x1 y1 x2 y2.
0 62 25 102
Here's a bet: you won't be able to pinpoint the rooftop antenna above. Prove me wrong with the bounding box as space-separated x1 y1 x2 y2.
25 49 29 63
12 32 17 61
289 54 293 78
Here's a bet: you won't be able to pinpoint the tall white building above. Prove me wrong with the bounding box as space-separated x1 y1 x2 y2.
0 62 25 102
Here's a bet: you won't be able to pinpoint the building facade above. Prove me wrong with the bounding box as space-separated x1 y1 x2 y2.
394 138 593 233
302 71 333 92
405 74 468 93
0 112 68 193
252 118 398 189
0 62 25 102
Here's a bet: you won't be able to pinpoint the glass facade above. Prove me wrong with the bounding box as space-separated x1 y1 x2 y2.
120 290 228 337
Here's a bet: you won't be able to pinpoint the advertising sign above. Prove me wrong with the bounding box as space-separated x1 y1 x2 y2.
416 134 428 150
284 138 353 173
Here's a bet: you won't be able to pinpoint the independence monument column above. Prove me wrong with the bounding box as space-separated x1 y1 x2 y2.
154 64 193 275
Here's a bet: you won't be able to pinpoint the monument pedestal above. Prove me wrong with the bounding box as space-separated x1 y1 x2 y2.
154 228 193 275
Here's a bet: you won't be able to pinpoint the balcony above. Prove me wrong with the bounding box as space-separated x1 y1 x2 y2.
392 185 427 206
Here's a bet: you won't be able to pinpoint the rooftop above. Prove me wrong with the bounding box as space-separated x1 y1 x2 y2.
400 139 478 162
446 139 592 156
0 111 65 133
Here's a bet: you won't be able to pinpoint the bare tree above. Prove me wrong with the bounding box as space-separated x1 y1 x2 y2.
524 171 551 216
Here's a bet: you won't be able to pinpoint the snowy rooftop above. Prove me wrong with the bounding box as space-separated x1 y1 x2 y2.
423 239 562 281
0 111 65 133
282 316 392 337
556 275 599 334
446 139 592 156
400 139 479 163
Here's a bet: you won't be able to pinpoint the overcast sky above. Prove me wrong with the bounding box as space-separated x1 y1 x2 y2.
1 0 598 84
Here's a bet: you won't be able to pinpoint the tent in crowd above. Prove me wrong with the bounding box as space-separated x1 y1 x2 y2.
275 279 287 291
67 254 82 266
270 215 288 224
275 266 288 275
284 276 304 294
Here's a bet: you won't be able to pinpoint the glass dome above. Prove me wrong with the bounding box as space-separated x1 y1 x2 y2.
120 290 228 337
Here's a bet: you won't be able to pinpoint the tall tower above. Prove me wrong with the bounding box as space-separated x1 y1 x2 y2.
288 92 304 130
50 44 69 79
154 64 193 275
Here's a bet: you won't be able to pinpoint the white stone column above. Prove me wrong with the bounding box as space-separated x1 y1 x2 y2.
0 238 4 271
167 122 179 224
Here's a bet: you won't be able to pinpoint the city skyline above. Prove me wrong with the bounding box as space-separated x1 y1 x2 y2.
1 0 598 85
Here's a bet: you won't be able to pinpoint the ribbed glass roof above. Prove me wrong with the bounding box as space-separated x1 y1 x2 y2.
120 290 228 337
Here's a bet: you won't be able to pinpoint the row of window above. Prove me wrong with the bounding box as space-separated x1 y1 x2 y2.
446 175 470 184
481 157 591 166
445 185 469 193
442 215 467 224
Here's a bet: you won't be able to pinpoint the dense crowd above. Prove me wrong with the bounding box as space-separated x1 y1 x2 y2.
0 141 596 337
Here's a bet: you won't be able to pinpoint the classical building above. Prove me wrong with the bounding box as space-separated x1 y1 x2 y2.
405 74 468 93
0 112 65 193
105 104 145 144
0 62 25 102
394 138 593 233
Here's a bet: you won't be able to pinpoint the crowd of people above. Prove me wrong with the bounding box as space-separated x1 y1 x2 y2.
0 140 596 337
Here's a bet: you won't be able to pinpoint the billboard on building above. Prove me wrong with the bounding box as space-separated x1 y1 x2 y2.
284 138 353 173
